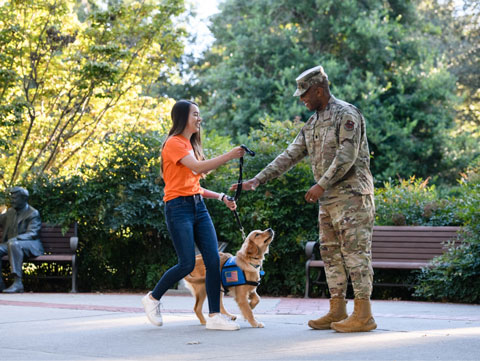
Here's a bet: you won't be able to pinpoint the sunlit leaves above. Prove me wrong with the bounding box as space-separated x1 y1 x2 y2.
0 0 186 187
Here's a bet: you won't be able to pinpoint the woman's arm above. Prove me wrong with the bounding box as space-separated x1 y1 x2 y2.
180 146 245 174
202 188 237 211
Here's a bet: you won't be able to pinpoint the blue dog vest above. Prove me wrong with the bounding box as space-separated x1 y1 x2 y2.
221 256 264 292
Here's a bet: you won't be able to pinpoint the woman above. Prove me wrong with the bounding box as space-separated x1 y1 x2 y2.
142 100 245 331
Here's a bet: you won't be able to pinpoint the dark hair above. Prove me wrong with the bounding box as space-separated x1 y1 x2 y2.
169 100 195 136
159 100 205 181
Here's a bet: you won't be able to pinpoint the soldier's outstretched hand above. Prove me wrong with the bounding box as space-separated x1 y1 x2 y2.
230 178 260 192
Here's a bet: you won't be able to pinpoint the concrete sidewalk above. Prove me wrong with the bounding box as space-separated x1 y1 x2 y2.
0 291 479 361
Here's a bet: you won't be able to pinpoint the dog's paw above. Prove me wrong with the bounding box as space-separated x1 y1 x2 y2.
254 321 264 328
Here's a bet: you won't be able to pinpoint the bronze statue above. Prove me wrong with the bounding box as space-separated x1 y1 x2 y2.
0 187 43 293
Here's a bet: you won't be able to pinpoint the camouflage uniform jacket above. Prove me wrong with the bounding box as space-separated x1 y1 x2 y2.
255 95 374 203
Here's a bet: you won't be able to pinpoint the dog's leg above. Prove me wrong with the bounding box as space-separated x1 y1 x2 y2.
194 288 207 325
236 289 264 328
248 291 261 310
220 291 237 321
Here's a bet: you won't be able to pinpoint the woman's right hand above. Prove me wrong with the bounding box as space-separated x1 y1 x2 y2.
228 146 246 160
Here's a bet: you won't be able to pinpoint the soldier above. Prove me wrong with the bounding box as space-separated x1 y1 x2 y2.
0 187 43 293
233 65 376 332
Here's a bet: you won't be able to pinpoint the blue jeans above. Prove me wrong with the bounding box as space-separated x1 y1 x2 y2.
151 195 221 313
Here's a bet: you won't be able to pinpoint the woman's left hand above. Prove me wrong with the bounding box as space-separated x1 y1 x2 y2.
223 196 237 211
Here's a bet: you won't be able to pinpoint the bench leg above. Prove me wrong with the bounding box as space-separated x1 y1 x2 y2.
305 261 311 298
71 255 78 293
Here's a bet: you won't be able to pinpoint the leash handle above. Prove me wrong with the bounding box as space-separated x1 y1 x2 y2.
240 144 255 157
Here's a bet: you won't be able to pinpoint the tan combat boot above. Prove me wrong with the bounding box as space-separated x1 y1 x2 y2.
308 297 348 330
331 298 377 332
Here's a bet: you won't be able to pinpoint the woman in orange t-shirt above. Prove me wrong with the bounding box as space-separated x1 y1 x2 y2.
141 100 245 331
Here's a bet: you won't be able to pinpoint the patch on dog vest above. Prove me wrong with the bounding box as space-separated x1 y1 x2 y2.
221 256 264 291
221 257 247 287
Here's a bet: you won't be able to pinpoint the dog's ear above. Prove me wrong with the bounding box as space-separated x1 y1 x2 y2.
246 240 258 257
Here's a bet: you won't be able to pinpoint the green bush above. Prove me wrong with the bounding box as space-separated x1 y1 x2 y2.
413 168 480 303
375 176 461 226
27 131 172 291
414 239 480 303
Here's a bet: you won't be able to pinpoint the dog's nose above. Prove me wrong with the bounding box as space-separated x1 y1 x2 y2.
267 228 273 234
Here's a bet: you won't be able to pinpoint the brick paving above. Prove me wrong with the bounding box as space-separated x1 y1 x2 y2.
2 296 480 322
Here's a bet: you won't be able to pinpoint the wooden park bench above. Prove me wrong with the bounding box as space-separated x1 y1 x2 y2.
1 223 79 292
304 225 461 298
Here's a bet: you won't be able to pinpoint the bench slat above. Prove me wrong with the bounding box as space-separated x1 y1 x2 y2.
308 259 429 269
372 261 428 269
373 236 458 242
372 247 447 253
373 226 460 231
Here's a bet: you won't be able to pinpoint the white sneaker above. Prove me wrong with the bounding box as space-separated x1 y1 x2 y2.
206 314 240 331
142 292 163 326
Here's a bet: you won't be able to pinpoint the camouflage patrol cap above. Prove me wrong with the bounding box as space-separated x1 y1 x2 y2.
293 65 328 96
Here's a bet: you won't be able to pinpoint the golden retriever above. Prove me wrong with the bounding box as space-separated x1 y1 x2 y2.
184 228 274 328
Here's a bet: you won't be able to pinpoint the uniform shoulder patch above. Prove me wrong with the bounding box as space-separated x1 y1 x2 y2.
344 119 355 131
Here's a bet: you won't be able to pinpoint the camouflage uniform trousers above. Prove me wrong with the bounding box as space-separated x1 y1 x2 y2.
318 194 375 299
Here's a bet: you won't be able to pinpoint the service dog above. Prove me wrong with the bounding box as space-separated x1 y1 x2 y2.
184 228 274 328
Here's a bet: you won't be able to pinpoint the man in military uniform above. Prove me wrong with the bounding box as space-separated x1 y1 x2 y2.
235 65 376 332
0 187 43 293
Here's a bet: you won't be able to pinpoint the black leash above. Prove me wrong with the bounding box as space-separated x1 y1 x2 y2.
227 144 255 240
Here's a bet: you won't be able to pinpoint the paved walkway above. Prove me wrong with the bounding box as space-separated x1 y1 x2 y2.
0 291 479 361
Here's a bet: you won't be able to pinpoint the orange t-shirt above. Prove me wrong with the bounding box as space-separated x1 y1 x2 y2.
162 135 204 202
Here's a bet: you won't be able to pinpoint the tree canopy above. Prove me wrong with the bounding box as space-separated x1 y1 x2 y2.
0 0 185 187
186 0 478 184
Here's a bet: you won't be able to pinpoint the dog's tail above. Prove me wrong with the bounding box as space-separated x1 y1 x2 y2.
184 274 206 284
183 274 207 297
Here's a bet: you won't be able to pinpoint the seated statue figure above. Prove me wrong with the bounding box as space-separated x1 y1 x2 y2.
0 187 43 293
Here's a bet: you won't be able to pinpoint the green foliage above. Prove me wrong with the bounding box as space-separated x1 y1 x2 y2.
0 0 185 187
414 241 480 303
374 173 480 303
27 131 172 291
189 0 460 185
375 176 461 226
456 164 480 236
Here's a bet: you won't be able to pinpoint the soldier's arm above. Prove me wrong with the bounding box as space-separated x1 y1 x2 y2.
317 111 361 190
255 129 308 184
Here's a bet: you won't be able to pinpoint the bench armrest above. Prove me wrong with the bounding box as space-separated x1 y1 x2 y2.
70 237 79 252
305 241 319 260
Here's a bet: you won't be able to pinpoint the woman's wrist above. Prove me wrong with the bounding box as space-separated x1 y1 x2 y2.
218 192 226 201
